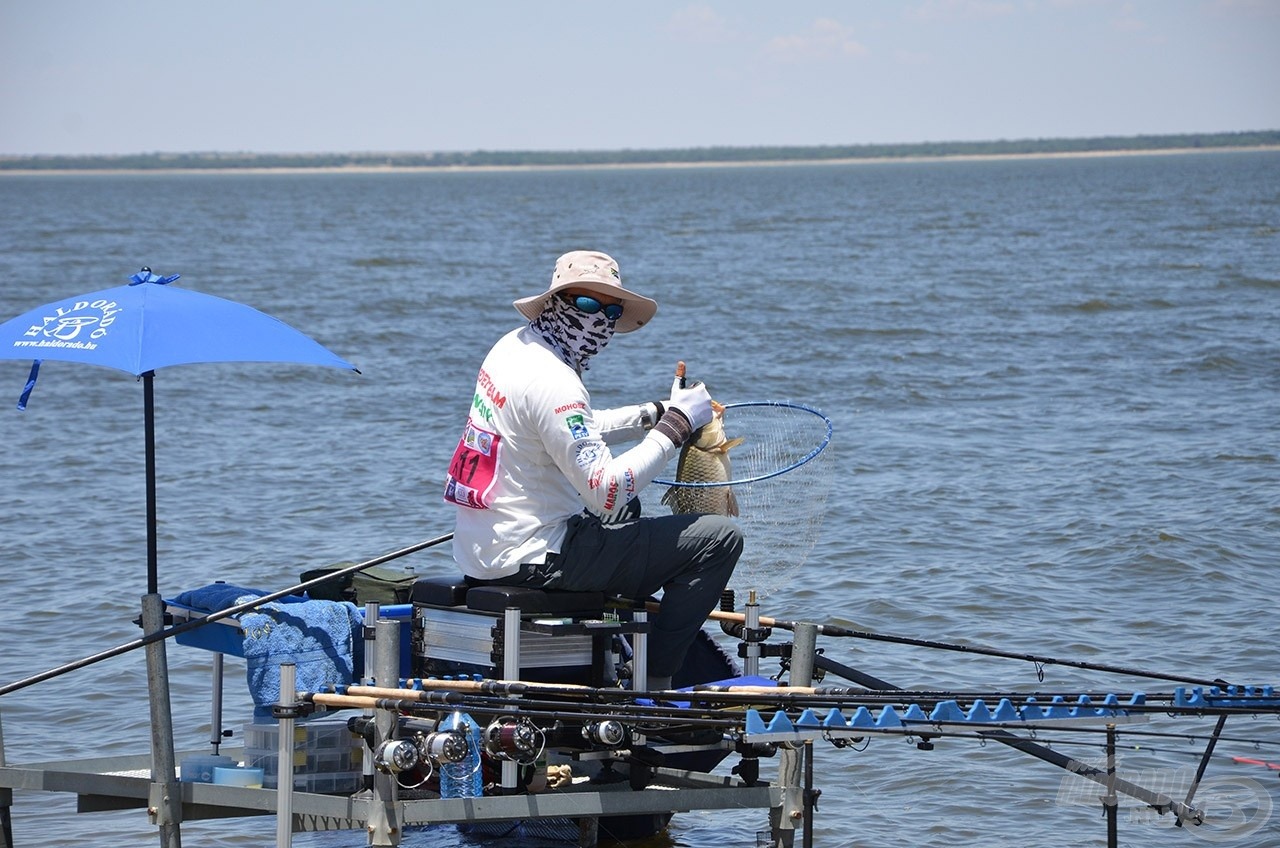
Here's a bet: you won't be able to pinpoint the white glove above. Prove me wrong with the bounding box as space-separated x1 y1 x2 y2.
667 377 714 431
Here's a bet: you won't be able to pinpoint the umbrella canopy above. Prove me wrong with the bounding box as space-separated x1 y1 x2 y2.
2 268 354 381
0 268 359 593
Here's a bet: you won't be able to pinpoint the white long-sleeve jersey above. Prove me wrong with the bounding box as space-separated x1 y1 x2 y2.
445 326 678 580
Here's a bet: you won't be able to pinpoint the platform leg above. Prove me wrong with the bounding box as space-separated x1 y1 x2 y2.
742 597 761 678
275 662 297 848
631 606 649 692
769 621 817 848
767 751 800 848
360 603 380 793
210 652 224 754
367 617 402 846
142 593 182 848
631 606 648 747
1 709 12 848
1104 724 1118 848
501 607 520 791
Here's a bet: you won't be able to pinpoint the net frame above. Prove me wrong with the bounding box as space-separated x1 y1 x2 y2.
654 401 832 488
647 400 835 600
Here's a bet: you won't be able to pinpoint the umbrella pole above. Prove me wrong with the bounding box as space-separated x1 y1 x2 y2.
144 371 158 596
142 373 180 844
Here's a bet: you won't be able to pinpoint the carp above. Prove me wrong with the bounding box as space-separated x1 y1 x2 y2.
661 400 745 517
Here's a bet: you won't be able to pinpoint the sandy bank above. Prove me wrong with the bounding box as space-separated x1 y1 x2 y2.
2 145 1277 176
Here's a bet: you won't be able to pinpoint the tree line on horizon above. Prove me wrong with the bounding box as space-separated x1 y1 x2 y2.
3 130 1277 171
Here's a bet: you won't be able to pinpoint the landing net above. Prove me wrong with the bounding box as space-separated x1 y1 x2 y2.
647 401 834 600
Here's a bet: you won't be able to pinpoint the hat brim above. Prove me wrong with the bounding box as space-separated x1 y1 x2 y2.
514 279 657 333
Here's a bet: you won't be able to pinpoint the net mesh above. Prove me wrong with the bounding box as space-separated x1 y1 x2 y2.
643 401 834 600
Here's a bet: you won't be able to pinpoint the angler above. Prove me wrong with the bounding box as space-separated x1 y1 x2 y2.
443 250 743 691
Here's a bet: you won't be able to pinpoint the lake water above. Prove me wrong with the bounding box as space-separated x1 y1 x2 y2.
1 151 1277 847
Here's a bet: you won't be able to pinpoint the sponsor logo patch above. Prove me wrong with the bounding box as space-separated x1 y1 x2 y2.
574 442 604 469
565 413 589 440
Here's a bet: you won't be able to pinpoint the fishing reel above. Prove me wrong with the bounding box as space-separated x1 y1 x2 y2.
582 719 628 748
373 727 474 789
483 716 544 764
373 738 420 775
419 729 471 765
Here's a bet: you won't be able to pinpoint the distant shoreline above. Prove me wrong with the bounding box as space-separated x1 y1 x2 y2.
2 144 1278 177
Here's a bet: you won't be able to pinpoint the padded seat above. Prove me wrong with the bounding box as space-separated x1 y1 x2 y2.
409 577 470 607
410 576 605 618
465 585 605 617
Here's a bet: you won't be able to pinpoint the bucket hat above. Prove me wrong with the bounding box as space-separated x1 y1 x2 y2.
513 250 657 333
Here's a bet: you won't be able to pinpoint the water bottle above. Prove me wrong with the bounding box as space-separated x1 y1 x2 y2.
438 711 483 798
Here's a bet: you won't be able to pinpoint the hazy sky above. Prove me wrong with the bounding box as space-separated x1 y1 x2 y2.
2 1 1276 156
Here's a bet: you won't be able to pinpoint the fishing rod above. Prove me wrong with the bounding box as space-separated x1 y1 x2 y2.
695 684 1278 710
376 676 1261 717
346 687 728 721
311 691 741 731
356 680 1144 715
357 680 867 707
385 679 941 708
0 532 454 697
638 601 1232 689
315 690 1280 752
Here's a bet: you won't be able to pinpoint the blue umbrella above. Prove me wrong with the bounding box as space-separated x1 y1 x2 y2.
0 268 359 594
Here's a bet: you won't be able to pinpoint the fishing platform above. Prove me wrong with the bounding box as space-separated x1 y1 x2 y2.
1 558 1278 847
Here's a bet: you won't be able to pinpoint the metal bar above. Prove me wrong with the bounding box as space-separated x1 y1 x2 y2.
501 607 520 791
743 596 760 678
789 624 817 689
631 605 648 748
979 728 1202 824
631 607 649 692
369 618 402 846
210 653 224 755
275 663 296 848
812 654 899 690
142 593 182 848
793 624 818 848
1104 724 1118 848
398 783 781 823
1 709 11 848
1177 713 1228 827
361 602 379 793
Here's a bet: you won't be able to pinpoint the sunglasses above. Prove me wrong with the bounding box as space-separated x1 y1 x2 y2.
563 293 624 321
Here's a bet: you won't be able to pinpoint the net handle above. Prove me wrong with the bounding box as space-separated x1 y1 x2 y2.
654 401 832 488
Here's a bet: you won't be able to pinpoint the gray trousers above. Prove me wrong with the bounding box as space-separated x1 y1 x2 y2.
498 510 743 678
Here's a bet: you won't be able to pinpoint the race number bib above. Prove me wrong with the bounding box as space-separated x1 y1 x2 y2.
444 421 501 510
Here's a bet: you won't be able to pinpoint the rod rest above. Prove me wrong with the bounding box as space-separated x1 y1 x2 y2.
410 576 605 617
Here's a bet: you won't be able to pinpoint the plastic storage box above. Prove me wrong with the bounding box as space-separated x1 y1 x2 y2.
242 714 362 793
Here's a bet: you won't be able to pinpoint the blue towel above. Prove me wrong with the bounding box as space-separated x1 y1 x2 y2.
172 583 266 612
237 595 362 716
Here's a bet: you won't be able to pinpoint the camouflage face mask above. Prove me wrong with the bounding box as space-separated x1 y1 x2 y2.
530 294 617 373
